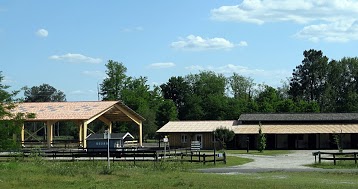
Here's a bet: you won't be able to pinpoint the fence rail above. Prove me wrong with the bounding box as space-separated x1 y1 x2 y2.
312 151 358 165
0 148 226 165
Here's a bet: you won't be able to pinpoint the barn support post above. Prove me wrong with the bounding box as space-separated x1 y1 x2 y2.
78 122 83 147
46 121 54 148
83 121 88 148
109 122 112 133
21 124 25 147
139 122 143 147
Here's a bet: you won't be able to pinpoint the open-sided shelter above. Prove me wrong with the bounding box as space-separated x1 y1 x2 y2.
10 101 145 148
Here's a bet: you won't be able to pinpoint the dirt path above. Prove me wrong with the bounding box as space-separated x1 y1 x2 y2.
198 150 358 174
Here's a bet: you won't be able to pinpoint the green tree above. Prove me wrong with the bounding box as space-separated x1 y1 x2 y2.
185 71 227 120
23 84 68 137
100 60 127 100
214 127 235 150
24 84 66 102
257 122 266 152
229 73 255 100
155 99 178 129
255 85 282 113
289 49 329 107
160 76 191 120
0 72 27 150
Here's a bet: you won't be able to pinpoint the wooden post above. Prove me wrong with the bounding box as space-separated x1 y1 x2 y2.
139 122 143 147
46 121 53 148
78 122 83 147
319 152 321 164
333 154 336 165
223 152 227 164
203 153 206 165
355 153 357 164
83 122 88 148
190 151 193 163
134 152 136 165
21 124 25 147
109 122 112 134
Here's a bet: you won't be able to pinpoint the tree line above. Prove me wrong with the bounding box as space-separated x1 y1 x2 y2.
2 49 358 143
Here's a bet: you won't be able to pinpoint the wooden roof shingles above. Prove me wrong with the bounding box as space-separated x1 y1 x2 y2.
10 101 145 122
157 120 238 133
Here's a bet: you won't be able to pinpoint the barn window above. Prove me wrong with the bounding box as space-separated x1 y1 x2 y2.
181 134 188 143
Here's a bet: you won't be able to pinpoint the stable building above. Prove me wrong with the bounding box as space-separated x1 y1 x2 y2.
10 101 145 148
157 113 358 150
235 113 358 150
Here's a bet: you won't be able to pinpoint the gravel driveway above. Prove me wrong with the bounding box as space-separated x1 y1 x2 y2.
198 150 358 174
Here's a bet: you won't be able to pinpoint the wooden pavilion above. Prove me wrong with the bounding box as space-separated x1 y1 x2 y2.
11 101 145 148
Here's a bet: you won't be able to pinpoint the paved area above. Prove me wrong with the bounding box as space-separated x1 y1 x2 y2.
198 150 358 174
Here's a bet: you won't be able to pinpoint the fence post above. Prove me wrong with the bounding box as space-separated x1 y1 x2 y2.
355 153 357 164
333 154 336 165
190 151 193 163
199 151 201 162
223 152 227 164
203 153 206 165
134 152 136 165
319 152 321 164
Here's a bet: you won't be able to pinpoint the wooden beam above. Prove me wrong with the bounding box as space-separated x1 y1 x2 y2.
86 107 113 125
78 122 83 147
98 116 112 133
139 121 143 147
83 121 88 148
21 124 25 147
114 104 141 125
109 122 112 133
46 121 53 148
98 116 111 126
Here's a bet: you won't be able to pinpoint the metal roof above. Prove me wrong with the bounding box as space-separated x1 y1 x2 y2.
10 101 145 122
233 124 358 134
239 113 358 122
157 120 238 133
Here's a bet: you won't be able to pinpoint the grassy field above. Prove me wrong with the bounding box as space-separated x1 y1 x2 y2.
1 156 358 189
309 161 358 169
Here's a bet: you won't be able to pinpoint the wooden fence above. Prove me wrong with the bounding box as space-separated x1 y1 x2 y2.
0 148 226 165
313 151 358 165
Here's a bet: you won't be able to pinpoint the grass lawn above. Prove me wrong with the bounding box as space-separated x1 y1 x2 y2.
309 161 358 169
1 156 358 189
226 150 292 156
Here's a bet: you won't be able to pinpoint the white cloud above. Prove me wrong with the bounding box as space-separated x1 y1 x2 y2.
238 41 248 47
211 0 358 42
295 20 358 42
171 35 235 51
82 70 105 78
70 90 96 95
36 29 48 37
121 26 144 32
149 62 176 69
49 53 102 64
185 64 291 85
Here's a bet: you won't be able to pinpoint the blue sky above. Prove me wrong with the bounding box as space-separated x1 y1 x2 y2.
1 0 358 101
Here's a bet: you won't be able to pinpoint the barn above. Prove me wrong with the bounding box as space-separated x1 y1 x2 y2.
157 113 358 150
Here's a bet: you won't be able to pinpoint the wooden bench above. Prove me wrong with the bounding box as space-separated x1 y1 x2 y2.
313 151 358 165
